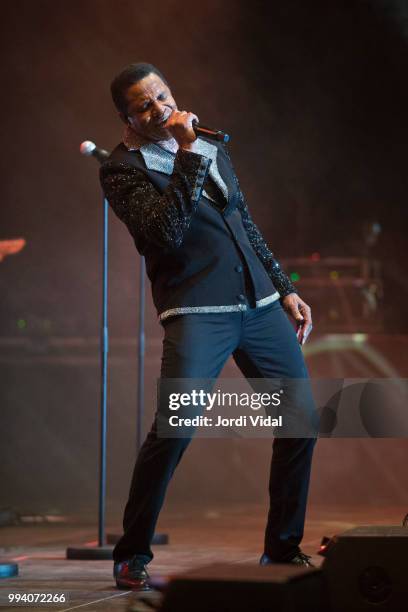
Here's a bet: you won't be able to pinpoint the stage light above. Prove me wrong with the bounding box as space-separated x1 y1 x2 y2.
17 319 26 330
290 272 300 282
311 252 321 261
330 271 339 280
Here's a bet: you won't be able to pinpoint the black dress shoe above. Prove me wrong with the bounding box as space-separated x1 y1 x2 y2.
114 556 152 590
260 551 315 567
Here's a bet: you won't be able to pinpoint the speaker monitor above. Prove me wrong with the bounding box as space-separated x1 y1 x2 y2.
158 562 327 612
322 525 408 611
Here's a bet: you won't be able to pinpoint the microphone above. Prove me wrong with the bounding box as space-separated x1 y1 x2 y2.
192 120 230 143
80 140 110 164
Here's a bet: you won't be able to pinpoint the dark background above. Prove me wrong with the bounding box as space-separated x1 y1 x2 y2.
1 0 408 516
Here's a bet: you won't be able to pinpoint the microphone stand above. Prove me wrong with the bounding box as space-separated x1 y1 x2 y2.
67 142 168 560
66 190 112 559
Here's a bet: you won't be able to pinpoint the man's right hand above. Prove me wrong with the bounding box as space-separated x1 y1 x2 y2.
164 110 199 150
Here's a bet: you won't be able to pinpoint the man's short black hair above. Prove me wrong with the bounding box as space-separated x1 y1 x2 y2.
110 63 169 115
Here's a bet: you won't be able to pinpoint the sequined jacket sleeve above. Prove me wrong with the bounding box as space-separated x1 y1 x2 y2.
100 149 211 250
223 146 297 297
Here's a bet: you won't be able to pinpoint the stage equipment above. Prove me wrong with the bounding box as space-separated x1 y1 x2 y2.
79 140 109 163
0 239 26 262
320 525 408 611
154 563 327 612
0 563 18 579
66 142 113 560
192 120 230 143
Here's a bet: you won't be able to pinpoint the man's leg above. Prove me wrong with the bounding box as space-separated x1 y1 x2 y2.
113 313 240 564
233 300 317 562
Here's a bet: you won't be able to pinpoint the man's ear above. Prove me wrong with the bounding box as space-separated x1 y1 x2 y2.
119 112 131 126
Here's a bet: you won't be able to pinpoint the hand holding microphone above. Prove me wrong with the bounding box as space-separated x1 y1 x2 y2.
164 111 230 149
163 110 199 150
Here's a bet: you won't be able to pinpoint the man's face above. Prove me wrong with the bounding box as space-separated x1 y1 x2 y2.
123 72 177 141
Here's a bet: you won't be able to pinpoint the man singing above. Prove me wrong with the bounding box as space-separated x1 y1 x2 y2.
100 62 316 590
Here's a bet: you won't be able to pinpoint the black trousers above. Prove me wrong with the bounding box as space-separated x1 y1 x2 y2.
113 299 317 563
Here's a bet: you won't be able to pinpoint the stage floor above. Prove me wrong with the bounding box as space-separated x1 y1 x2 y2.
0 504 406 610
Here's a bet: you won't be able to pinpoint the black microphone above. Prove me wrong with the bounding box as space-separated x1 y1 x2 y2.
80 140 110 164
192 120 230 143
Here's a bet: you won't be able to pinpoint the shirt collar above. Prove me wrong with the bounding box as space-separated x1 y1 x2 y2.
123 125 179 154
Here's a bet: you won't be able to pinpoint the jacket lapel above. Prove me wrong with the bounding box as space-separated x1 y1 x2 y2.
214 144 239 215
193 139 228 201
139 143 174 175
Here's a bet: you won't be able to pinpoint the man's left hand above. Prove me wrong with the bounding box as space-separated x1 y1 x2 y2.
281 293 313 346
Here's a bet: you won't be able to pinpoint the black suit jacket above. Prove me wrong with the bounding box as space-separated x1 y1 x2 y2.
100 138 296 320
